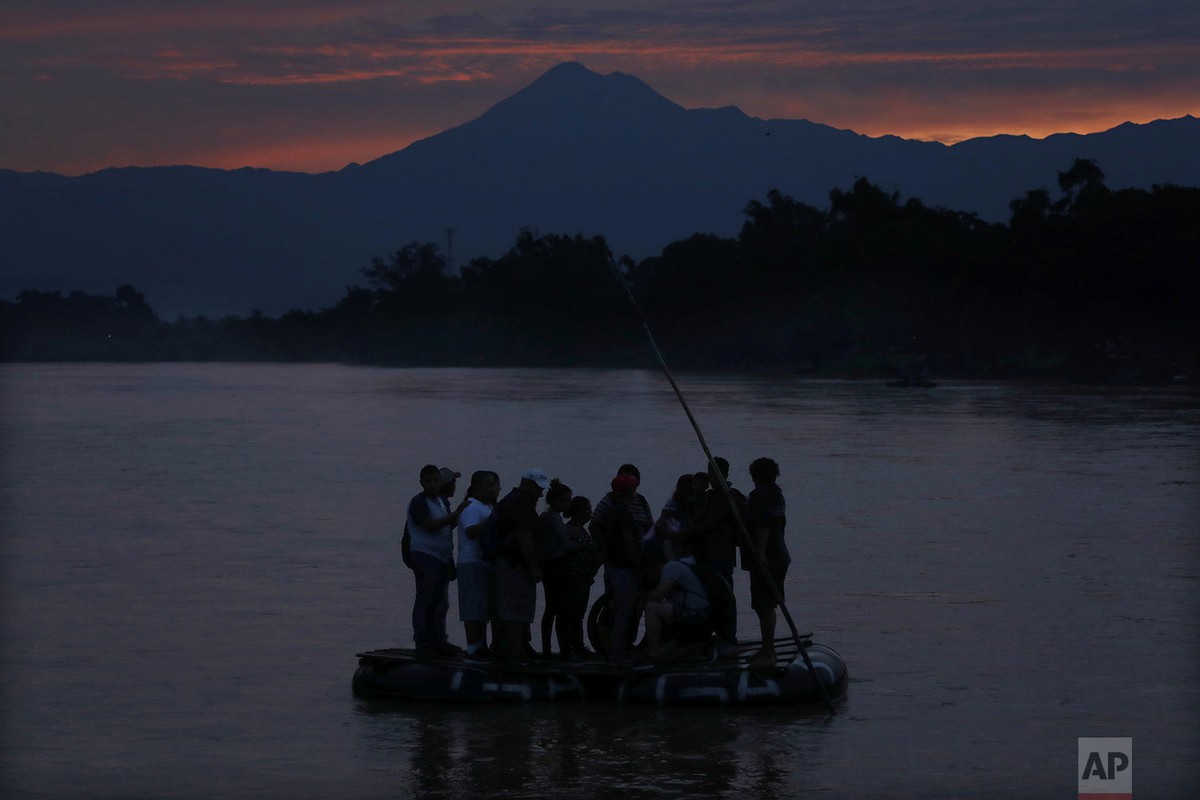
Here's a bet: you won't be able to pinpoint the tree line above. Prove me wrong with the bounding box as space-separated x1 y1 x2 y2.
2 160 1197 381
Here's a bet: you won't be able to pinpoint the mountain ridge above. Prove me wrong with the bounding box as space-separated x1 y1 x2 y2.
2 62 1197 317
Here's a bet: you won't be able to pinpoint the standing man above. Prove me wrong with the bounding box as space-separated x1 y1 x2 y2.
690 456 745 645
590 464 655 664
457 470 501 662
745 457 790 668
407 463 466 658
492 468 551 661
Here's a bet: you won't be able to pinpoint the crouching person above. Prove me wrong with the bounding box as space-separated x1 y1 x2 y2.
641 533 728 663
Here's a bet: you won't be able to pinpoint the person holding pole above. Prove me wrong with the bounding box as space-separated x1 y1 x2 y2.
603 253 836 714
690 456 744 644
745 457 791 669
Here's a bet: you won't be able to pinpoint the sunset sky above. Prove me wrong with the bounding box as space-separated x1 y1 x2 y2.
3 0 1197 175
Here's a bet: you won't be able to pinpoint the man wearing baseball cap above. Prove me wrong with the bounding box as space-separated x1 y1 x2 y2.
491 468 551 661
406 464 468 658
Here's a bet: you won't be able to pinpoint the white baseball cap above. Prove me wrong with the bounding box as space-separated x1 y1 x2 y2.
521 468 551 489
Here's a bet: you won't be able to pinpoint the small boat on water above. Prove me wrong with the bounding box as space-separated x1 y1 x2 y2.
352 636 848 707
887 363 937 388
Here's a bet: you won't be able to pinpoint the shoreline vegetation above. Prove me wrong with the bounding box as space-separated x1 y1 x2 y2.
2 161 1197 383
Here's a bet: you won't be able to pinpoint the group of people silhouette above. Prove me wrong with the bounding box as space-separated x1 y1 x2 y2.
403 457 790 669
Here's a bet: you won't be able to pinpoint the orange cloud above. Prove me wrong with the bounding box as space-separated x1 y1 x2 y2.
761 82 1198 145
4 4 1197 173
183 129 441 173
35 30 1191 90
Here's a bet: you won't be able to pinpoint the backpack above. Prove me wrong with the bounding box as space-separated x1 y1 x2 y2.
401 523 413 568
485 491 529 565
695 488 748 563
687 561 736 643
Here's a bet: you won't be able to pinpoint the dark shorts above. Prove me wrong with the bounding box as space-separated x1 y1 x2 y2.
494 556 536 623
750 561 788 611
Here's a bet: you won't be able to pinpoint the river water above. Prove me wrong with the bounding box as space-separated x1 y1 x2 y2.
1 363 1197 799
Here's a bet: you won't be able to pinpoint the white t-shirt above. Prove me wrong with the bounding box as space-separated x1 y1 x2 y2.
407 493 453 562
456 498 493 565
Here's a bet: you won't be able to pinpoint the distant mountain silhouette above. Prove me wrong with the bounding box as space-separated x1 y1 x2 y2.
2 61 1197 317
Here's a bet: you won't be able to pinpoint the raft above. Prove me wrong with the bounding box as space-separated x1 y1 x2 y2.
352 636 848 707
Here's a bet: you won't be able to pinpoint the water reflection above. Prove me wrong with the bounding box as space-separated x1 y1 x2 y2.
354 700 833 798
371 368 675 408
